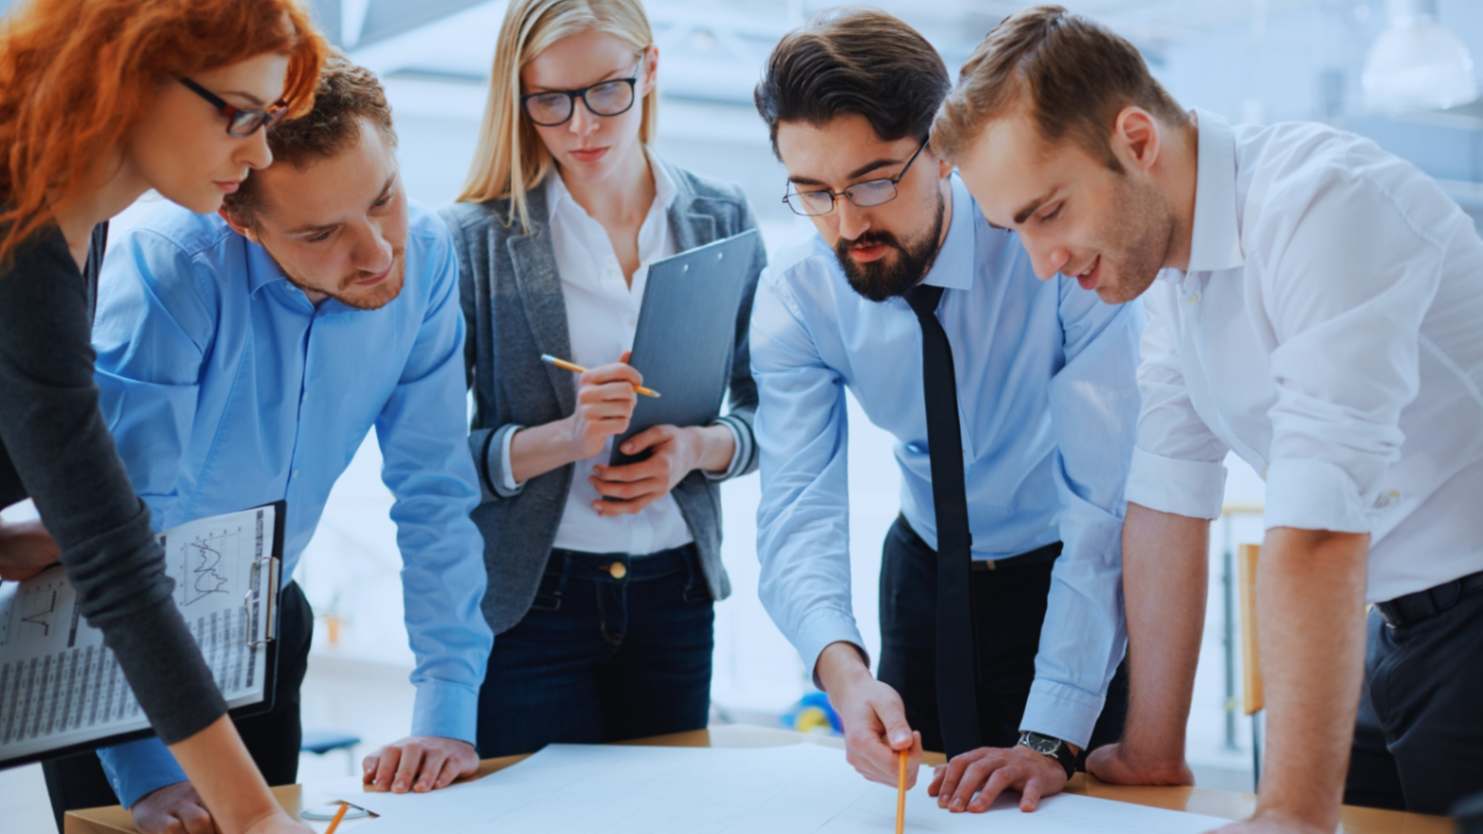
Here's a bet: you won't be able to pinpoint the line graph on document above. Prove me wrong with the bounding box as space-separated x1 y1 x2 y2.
0 571 69 648
180 532 236 608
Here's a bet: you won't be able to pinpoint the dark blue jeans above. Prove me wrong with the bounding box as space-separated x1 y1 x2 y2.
475 544 715 758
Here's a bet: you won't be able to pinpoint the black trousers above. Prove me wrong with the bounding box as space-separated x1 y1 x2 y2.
1344 585 1483 815
41 582 313 832
877 515 1129 755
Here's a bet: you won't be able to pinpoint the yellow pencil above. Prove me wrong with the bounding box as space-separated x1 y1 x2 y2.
540 354 661 398
896 750 907 834
324 801 350 834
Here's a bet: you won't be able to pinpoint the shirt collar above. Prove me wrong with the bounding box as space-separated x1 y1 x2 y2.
920 174 975 292
244 229 347 313
1184 108 1245 275
245 232 288 296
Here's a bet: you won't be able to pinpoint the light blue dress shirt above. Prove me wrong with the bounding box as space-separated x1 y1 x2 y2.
751 176 1141 748
87 203 493 806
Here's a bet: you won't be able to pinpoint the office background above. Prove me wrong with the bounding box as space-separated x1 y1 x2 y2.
2 1 1480 829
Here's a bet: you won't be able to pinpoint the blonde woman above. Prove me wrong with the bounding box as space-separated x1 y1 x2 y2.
440 0 765 756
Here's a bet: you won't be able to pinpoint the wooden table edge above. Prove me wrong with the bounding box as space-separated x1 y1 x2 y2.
64 725 1451 833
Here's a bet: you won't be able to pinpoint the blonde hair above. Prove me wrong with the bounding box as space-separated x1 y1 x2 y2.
457 0 658 231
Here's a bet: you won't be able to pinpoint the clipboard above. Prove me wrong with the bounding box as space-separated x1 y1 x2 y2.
0 501 285 769
609 229 761 468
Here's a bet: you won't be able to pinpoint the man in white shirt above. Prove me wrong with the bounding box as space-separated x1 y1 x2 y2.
932 5 1483 833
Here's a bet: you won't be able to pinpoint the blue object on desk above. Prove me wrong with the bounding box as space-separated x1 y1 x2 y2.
782 691 843 735
302 729 362 776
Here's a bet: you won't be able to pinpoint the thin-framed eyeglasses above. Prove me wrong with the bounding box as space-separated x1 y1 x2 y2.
782 140 929 217
178 77 289 138
521 60 644 127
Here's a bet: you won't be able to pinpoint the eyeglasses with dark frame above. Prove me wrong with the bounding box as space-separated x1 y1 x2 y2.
178 77 289 138
782 140 930 217
520 60 643 127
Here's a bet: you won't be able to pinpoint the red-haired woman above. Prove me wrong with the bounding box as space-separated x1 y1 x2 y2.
0 2 325 833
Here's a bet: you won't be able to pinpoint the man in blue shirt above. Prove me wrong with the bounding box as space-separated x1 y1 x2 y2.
39 56 493 833
750 10 1140 816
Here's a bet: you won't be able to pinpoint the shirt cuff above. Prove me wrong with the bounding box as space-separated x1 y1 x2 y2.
496 424 524 494
97 736 187 809
793 607 869 690
483 421 524 492
1019 679 1106 752
410 679 480 744
1125 447 1226 519
1263 457 1370 534
704 418 747 482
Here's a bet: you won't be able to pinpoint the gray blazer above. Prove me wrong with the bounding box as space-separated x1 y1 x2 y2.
440 159 765 635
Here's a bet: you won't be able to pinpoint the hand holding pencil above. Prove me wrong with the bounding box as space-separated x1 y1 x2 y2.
550 353 650 461
542 354 661 398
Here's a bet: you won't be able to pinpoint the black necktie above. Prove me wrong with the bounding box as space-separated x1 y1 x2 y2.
905 282 981 758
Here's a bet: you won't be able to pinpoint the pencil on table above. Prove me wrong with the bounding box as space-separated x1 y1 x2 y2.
896 749 907 834
540 354 662 399
324 801 350 834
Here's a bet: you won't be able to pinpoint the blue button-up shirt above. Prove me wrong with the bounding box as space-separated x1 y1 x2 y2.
88 203 492 806
751 176 1141 747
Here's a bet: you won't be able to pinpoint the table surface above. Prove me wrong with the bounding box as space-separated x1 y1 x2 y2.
63 725 1452 834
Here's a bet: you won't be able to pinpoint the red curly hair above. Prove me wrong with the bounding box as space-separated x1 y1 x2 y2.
0 0 328 264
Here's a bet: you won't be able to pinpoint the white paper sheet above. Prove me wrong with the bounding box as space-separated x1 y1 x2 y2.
0 505 277 762
308 743 1233 833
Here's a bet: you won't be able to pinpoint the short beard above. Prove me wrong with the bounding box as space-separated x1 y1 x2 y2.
1099 176 1171 304
834 194 946 303
282 254 405 311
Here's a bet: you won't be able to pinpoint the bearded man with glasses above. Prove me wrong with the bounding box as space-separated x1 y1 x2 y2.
749 9 1143 817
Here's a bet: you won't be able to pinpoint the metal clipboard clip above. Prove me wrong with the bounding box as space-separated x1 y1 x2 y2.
241 556 280 650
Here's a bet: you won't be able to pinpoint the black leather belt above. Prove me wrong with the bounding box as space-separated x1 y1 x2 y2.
972 541 1063 572
1375 570 1483 629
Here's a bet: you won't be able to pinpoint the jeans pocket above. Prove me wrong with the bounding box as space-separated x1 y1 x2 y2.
529 560 567 612
680 553 712 605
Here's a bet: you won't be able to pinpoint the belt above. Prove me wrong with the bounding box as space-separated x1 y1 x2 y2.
1375 570 1483 629
971 541 1063 572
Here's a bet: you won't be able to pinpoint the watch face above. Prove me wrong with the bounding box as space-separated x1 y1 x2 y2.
1023 732 1060 755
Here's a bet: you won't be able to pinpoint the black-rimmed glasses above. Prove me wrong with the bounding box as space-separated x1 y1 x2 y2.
178 77 289 138
782 140 929 217
521 62 642 127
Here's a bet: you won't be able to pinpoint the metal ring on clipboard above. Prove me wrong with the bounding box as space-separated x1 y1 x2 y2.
241 557 278 650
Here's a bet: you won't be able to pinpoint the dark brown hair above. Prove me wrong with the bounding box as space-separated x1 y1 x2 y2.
932 4 1187 170
754 9 949 156
224 52 395 221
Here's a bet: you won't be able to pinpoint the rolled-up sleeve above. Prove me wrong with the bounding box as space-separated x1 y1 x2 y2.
1257 171 1437 534
1124 283 1229 519
1021 286 1142 748
751 269 864 680
374 230 493 743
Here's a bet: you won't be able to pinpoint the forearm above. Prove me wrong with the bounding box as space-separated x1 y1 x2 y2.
167 716 283 833
689 423 736 474
816 641 873 694
1119 502 1209 759
508 417 581 484
1255 527 1368 830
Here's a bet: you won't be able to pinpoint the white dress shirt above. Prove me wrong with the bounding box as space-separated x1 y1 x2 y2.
1126 109 1483 603
497 162 696 556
